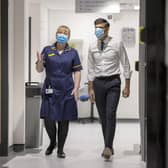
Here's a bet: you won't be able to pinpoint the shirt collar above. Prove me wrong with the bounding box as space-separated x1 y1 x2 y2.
51 42 71 52
98 36 112 44
97 36 112 50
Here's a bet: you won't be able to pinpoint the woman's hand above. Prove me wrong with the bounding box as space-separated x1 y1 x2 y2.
71 88 79 102
36 51 43 62
36 51 44 73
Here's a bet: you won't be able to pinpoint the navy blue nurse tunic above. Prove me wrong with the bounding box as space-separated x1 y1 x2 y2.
40 43 82 121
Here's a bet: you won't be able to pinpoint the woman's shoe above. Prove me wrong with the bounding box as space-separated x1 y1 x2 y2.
45 143 56 155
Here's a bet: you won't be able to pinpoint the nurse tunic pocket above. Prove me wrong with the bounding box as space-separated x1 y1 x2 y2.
48 89 65 119
63 93 78 120
40 88 64 120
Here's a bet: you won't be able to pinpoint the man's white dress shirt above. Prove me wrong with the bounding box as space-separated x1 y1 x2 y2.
88 36 132 81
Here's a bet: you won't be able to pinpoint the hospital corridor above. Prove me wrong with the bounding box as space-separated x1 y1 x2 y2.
2 122 142 168
0 0 168 168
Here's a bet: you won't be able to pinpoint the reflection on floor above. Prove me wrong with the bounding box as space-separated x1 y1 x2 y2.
3 122 146 168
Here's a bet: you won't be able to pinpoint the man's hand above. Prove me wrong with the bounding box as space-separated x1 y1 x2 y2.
122 87 130 98
88 81 95 103
89 88 95 103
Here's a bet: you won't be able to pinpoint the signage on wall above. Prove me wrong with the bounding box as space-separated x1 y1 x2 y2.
121 27 136 47
75 0 120 13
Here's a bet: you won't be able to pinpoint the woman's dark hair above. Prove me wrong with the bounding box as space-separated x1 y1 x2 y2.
94 18 110 28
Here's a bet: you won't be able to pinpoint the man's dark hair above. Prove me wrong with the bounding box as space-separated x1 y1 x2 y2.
94 18 110 28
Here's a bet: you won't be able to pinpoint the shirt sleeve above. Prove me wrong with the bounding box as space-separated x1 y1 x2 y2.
87 46 95 81
72 49 83 72
119 42 132 79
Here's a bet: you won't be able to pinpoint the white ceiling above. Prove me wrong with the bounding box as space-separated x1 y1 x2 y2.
119 0 139 5
40 0 139 3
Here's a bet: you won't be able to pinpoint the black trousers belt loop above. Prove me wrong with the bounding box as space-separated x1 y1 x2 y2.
96 74 120 80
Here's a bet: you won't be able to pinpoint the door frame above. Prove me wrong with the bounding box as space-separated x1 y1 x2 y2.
0 0 167 162
0 0 9 156
144 0 166 167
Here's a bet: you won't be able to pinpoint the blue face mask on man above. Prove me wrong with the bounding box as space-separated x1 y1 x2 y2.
56 33 68 44
95 28 105 39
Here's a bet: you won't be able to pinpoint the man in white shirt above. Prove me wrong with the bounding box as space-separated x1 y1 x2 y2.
88 18 132 160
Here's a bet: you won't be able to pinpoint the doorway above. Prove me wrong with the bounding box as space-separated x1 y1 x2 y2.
0 1 167 168
37 0 141 165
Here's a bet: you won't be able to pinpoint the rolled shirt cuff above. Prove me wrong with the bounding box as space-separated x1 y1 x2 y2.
123 70 133 79
87 75 95 81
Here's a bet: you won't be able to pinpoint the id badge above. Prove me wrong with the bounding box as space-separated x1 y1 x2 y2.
45 88 53 94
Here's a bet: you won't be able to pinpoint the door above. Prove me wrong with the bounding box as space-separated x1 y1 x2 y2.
140 0 166 167
140 0 167 167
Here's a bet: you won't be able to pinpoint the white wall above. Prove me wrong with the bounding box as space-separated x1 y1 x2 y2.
13 0 26 144
111 11 139 119
8 0 28 146
46 10 139 119
28 3 41 82
25 2 48 83
8 0 43 147
8 0 14 147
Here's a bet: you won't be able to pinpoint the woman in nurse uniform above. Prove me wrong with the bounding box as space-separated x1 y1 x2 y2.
36 25 82 158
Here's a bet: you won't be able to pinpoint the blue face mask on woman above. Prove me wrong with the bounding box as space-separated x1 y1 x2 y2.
56 33 68 44
95 28 105 39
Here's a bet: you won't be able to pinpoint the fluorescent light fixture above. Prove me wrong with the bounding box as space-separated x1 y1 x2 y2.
134 5 140 10
100 2 120 13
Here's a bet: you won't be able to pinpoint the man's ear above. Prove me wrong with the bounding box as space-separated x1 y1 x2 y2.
107 26 110 31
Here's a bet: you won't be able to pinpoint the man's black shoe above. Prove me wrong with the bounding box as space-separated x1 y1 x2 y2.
101 147 114 157
45 143 56 155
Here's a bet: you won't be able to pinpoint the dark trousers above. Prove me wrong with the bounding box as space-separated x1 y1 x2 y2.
93 75 121 149
44 119 69 152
